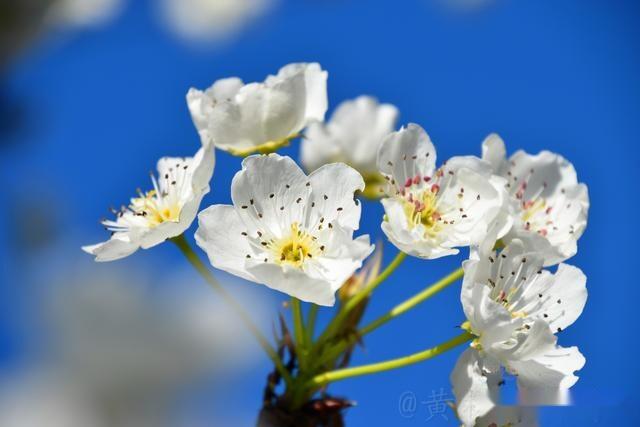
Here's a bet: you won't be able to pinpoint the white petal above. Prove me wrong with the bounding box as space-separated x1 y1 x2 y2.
195 204 257 282
186 78 246 136
461 259 514 337
509 150 579 198
440 157 514 241
246 262 337 306
499 319 556 362
301 96 398 174
511 344 585 390
204 77 244 100
82 235 139 262
451 348 500 427
188 63 327 153
186 88 211 133
481 133 507 172
260 69 310 142
445 155 495 177
307 163 364 230
155 139 215 198
231 154 310 237
268 62 328 123
515 263 587 333
300 121 341 172
435 167 506 247
190 135 216 192
309 231 374 291
332 96 398 171
377 123 436 191
297 62 329 123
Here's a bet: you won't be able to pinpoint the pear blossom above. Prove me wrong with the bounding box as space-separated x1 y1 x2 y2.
195 154 373 306
377 123 511 259
301 96 399 198
187 63 328 156
482 134 589 266
83 140 215 261
49 0 123 28
451 238 587 426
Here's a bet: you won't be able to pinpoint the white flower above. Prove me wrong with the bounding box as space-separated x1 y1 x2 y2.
377 123 511 259
48 0 123 28
482 134 589 266
301 95 398 198
187 63 328 156
161 0 274 42
195 154 373 306
451 238 587 426
83 140 215 261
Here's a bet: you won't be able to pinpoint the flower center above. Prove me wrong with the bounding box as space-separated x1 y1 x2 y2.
270 223 320 268
521 197 553 237
402 187 442 236
494 288 528 319
131 189 181 227
513 177 554 237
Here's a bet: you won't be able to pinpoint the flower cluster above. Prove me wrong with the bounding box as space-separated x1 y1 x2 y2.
83 62 589 426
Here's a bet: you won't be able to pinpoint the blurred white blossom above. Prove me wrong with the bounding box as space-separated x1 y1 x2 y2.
301 95 399 198
48 0 124 28
161 0 275 42
0 267 265 427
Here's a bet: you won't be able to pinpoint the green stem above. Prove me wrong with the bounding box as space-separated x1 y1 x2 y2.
305 304 319 344
312 267 464 369
308 332 472 388
314 251 407 350
171 235 292 386
291 298 307 371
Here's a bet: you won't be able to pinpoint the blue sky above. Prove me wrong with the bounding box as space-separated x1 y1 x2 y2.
1 0 639 425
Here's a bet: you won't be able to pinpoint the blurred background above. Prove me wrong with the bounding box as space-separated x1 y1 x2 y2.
1 0 638 425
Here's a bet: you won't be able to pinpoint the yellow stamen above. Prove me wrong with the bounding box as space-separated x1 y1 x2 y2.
131 191 181 227
522 198 546 222
402 190 442 238
270 223 320 268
